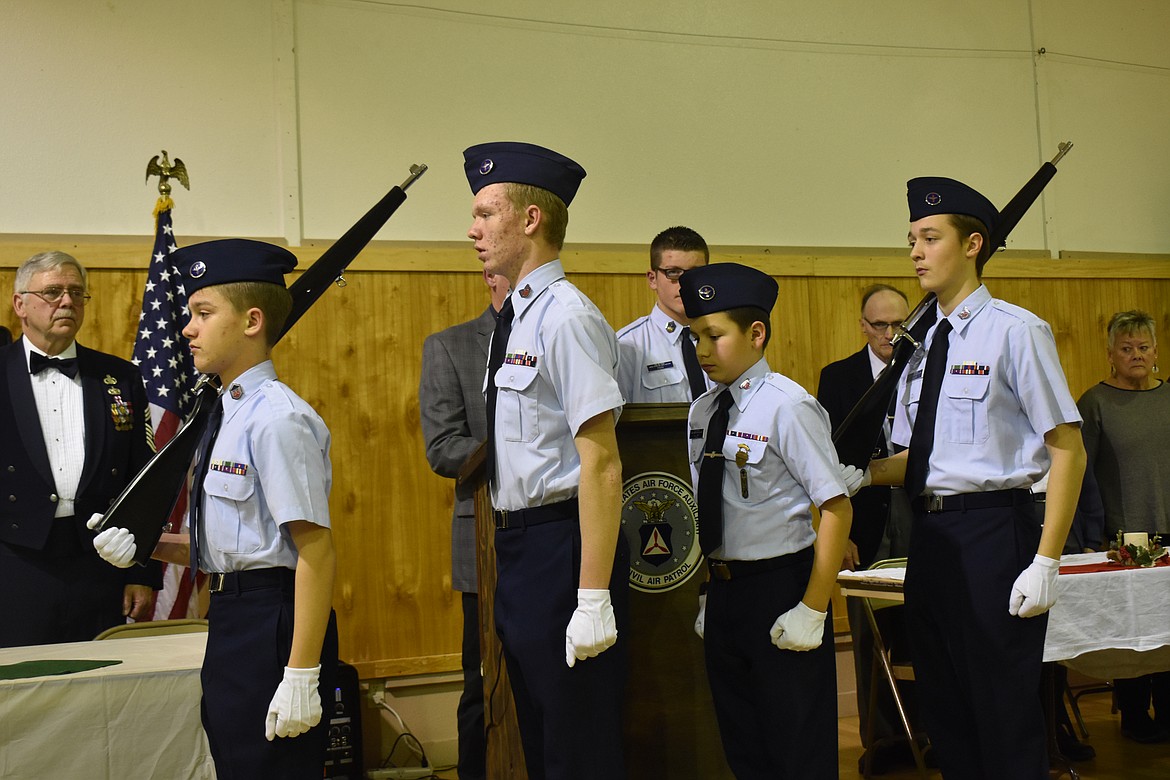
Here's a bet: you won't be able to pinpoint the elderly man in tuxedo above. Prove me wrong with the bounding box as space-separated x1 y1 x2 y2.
418 269 508 780
0 251 159 647
817 283 920 772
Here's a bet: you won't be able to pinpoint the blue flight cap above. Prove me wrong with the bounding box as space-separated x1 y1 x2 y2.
173 239 297 296
463 142 587 206
680 262 779 320
906 176 998 234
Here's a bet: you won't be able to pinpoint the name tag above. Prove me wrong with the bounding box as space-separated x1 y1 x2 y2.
689 429 704 440
646 361 674 372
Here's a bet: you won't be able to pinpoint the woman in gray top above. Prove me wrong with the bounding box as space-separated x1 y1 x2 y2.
1076 309 1169 744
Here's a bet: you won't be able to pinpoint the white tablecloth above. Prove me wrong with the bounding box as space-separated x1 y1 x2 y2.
837 553 1170 680
0 632 214 779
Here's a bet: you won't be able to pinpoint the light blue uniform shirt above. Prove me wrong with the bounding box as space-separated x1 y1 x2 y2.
197 361 332 572
688 358 847 561
891 285 1081 495
615 306 711 403
487 260 624 512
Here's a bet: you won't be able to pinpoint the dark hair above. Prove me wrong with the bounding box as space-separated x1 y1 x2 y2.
859 283 908 315
216 281 293 346
724 306 771 349
946 213 993 275
650 226 709 269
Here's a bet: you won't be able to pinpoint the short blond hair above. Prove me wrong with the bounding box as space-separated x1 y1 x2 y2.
1106 309 1156 348
504 183 569 250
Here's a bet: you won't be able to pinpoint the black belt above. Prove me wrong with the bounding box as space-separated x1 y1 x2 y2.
913 488 1036 514
207 567 295 595
708 546 813 581
494 498 578 531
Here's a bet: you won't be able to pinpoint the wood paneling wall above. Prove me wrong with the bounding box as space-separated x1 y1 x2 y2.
3 239 1168 677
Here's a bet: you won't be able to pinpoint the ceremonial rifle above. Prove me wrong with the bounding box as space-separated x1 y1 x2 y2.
99 164 429 564
831 143 1073 469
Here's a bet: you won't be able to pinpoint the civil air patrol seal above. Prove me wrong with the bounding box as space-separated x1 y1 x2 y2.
925 192 942 206
620 471 701 593
698 284 715 301
190 260 207 278
479 159 493 175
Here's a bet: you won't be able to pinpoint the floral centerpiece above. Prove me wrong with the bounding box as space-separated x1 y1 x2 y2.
1107 532 1168 567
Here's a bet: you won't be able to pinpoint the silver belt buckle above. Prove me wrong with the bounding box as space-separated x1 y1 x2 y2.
208 572 226 593
925 495 945 512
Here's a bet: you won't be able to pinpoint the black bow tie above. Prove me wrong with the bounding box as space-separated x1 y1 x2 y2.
30 352 79 379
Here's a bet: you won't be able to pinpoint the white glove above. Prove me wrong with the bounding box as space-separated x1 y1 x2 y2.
695 593 707 639
87 513 136 568
838 464 871 497
1008 554 1060 618
769 601 827 651
565 589 617 667
265 665 322 740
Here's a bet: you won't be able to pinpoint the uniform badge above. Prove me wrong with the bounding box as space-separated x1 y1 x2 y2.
666 321 676 333
925 192 942 206
729 429 768 443
229 383 244 400
478 159 493 175
103 375 118 385
110 396 133 431
107 386 122 396
739 378 751 390
620 472 701 593
519 284 532 299
958 306 971 320
950 362 990 376
646 361 674 372
190 260 206 278
503 351 538 368
698 284 715 301
210 460 249 476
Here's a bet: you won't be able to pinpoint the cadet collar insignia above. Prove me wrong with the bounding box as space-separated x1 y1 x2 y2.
739 379 751 390
110 396 133 431
229 383 244 400
103 375 118 385
666 321 676 333
729 429 769 443
504 351 538 367
958 306 971 320
647 361 674 372
519 284 533 299
950 362 990 376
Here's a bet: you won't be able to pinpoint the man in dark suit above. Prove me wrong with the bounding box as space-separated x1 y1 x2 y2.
817 283 918 772
418 269 508 780
1 251 160 647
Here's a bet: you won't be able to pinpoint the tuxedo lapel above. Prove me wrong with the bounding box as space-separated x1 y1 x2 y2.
6 342 54 484
76 346 107 497
475 306 494 361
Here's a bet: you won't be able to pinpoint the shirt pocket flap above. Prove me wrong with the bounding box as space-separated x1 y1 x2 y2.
722 438 765 465
494 364 539 393
203 473 257 502
943 374 991 402
641 364 684 390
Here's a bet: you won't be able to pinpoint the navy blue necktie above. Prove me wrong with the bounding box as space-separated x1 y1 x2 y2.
30 352 78 379
189 396 225 575
484 297 514 487
680 327 706 400
697 390 734 556
904 318 953 499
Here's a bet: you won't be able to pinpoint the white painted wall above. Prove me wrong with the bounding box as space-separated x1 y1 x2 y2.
1 0 1167 253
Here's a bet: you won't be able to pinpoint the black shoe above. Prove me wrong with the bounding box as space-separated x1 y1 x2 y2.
858 742 932 775
1056 723 1096 761
1120 712 1170 743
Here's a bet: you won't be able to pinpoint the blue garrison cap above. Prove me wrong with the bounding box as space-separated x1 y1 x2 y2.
907 177 998 234
680 263 779 320
172 239 297 296
463 142 586 206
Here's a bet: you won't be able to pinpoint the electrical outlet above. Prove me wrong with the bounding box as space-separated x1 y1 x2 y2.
366 768 432 780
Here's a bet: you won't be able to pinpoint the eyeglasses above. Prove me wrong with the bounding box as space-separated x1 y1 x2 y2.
863 318 904 332
20 286 92 304
656 267 686 281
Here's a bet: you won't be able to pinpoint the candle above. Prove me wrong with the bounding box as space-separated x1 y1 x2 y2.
1123 532 1149 549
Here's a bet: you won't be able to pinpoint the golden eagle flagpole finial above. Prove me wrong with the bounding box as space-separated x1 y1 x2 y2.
145 150 190 215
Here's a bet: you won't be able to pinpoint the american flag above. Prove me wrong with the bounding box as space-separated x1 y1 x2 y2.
132 201 206 619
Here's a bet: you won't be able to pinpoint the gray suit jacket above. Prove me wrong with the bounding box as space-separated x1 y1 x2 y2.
419 306 494 593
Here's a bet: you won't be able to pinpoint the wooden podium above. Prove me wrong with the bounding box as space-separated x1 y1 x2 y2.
461 404 731 778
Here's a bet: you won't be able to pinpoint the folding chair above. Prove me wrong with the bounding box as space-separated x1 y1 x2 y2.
860 557 931 780
94 618 209 640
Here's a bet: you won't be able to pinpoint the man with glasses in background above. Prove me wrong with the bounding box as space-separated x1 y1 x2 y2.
0 251 159 647
817 283 925 773
616 226 712 403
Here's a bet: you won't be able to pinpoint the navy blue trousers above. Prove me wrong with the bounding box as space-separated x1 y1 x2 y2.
703 547 838 780
905 502 1048 780
494 518 629 780
201 573 339 780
